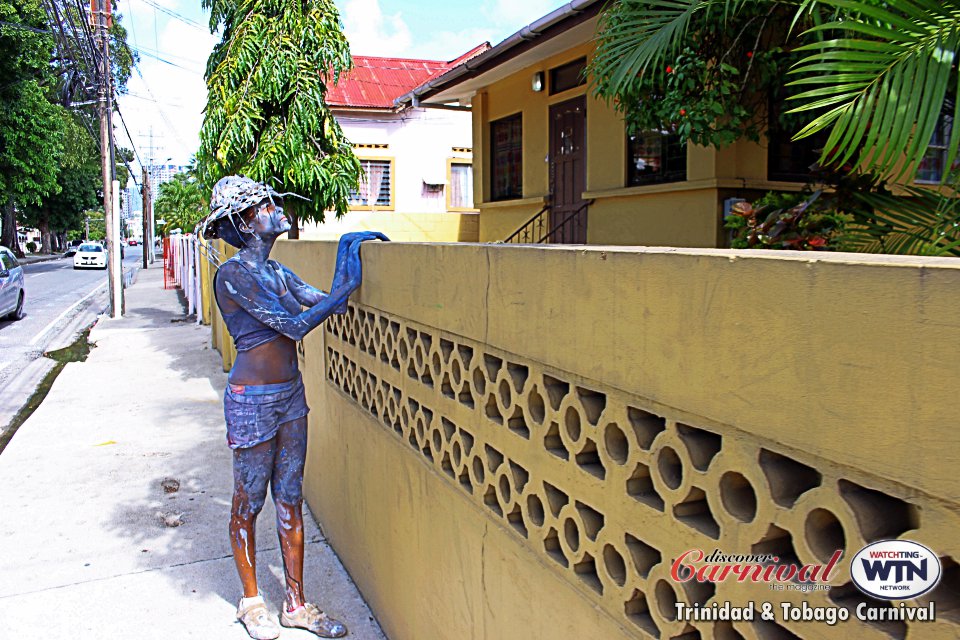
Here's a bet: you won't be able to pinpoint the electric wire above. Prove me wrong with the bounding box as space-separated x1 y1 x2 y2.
137 0 207 32
0 20 52 33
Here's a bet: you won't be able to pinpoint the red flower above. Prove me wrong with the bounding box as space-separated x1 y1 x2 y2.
666 65 673 73
679 109 686 116
746 51 753 58
808 236 827 247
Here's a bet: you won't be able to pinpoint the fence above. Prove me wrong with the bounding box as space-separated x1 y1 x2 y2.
163 233 204 325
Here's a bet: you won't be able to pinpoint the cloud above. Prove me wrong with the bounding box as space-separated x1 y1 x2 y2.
483 0 565 30
341 0 412 56
403 27 494 61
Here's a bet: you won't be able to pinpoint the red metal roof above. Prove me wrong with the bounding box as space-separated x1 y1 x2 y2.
326 43 489 109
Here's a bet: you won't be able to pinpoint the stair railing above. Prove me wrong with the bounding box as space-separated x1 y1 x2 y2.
502 202 551 244
537 199 593 244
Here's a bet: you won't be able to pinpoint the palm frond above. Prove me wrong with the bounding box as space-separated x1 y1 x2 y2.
788 0 960 183
591 0 750 100
843 186 960 256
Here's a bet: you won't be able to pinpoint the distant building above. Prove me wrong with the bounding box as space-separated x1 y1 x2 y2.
303 45 489 242
122 182 142 224
142 163 191 207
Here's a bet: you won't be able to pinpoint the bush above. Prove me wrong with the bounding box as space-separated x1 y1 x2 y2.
725 191 851 251
26 241 37 253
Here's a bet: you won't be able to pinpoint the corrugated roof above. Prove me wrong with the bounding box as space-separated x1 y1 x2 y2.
326 44 489 109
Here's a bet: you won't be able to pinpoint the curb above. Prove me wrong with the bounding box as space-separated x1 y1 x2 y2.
19 254 67 265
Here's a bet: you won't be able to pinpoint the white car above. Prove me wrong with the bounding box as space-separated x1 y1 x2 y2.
73 243 107 269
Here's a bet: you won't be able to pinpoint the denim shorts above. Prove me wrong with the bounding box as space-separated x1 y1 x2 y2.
223 375 309 449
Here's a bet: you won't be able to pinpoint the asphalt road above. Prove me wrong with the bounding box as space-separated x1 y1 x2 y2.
0 246 148 431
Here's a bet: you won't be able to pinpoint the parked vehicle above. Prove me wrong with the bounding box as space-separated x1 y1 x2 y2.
0 246 25 320
127 238 139 246
73 243 107 269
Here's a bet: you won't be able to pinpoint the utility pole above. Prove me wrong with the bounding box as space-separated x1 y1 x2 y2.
139 127 165 264
141 167 150 269
94 0 122 317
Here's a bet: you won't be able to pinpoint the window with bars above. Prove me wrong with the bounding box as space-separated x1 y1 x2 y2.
917 113 953 184
627 131 686 186
449 162 474 210
491 114 522 201
348 159 393 208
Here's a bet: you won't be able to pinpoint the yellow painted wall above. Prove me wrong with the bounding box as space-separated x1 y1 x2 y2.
265 239 960 640
587 189 721 247
303 211 479 243
474 41 810 246
205 239 237 372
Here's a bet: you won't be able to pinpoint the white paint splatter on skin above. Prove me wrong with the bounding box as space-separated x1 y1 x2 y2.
239 528 253 567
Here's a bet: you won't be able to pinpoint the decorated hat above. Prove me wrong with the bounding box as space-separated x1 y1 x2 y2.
199 175 280 241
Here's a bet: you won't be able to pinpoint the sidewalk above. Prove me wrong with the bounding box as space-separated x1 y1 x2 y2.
0 267 386 640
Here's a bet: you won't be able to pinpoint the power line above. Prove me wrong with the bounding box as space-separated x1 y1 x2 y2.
126 44 203 73
137 0 207 31
0 20 52 33
115 106 144 167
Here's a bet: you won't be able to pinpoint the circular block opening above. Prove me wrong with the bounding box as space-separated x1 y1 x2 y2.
498 379 512 409
527 387 545 425
564 406 581 442
720 471 758 522
527 495 545 527
655 580 678 620
473 367 486 395
603 544 627 587
805 508 845 563
564 517 580 553
604 423 629 465
657 446 683 490
498 474 512 504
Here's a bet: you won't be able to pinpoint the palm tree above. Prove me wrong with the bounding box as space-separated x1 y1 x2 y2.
154 172 207 235
590 0 960 255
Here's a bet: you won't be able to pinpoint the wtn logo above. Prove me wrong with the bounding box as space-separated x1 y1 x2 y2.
861 558 927 583
852 541 942 600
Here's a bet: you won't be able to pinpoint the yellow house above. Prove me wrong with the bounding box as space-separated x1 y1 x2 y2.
396 0 833 247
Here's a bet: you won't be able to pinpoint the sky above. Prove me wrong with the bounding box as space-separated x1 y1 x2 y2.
113 0 568 172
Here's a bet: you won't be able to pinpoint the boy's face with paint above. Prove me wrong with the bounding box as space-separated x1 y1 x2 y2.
242 197 290 238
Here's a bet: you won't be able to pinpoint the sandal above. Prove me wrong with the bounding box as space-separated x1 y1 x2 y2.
237 598 280 640
281 602 348 638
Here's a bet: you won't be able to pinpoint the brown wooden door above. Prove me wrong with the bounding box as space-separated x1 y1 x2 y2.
549 96 587 244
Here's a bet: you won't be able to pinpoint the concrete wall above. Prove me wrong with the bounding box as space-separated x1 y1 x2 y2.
302 211 479 243
245 240 960 640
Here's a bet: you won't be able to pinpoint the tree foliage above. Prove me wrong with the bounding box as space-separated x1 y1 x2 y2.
0 0 61 255
20 111 100 251
154 171 207 235
590 0 797 146
789 0 960 184
0 0 137 255
197 0 361 233
590 0 960 255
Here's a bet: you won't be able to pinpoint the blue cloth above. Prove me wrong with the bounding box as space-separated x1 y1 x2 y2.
223 375 309 449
